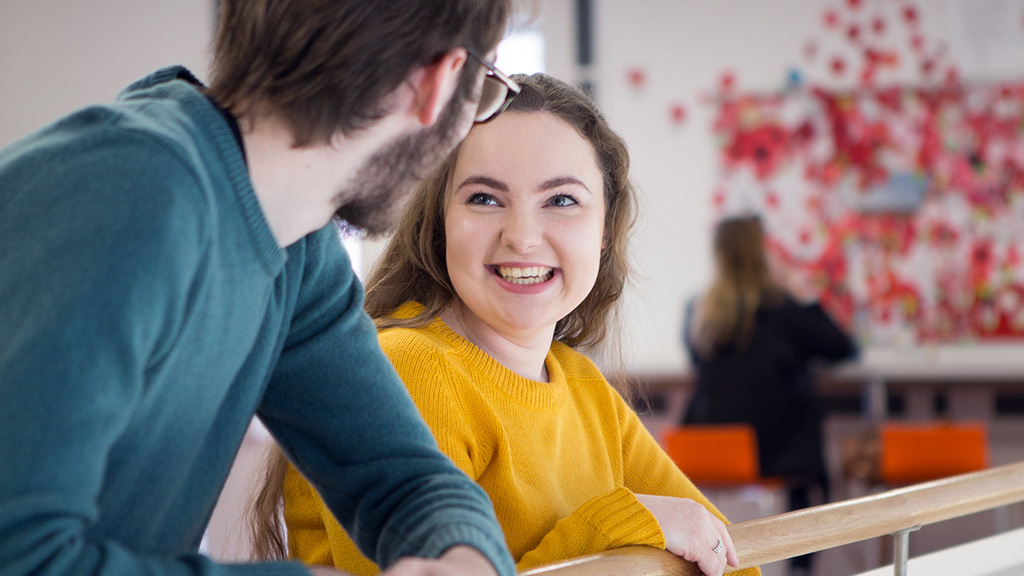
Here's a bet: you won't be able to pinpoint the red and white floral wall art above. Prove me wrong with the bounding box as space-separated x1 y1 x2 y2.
708 1 1024 346
712 83 1024 345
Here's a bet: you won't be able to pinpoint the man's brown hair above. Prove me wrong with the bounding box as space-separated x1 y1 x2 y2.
208 0 511 146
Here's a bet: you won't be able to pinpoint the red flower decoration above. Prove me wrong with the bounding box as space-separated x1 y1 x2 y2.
669 103 687 125
720 71 736 92
830 56 847 76
847 24 861 43
1007 245 1022 267
724 124 791 180
712 189 726 208
824 9 840 28
871 16 886 35
903 5 919 25
860 66 876 87
626 67 646 89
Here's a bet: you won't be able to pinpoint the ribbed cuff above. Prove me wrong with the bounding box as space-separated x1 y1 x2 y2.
402 521 516 576
213 559 313 575
573 487 665 550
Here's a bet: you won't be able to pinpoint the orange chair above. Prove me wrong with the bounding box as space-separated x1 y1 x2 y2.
662 424 767 486
662 424 787 524
879 421 989 485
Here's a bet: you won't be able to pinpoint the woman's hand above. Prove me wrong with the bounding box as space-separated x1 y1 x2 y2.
635 494 737 576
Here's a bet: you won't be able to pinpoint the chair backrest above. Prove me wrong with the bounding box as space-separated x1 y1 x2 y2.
662 424 761 485
879 421 989 485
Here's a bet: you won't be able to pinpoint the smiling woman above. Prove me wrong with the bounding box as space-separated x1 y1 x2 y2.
249 74 762 576
443 110 607 379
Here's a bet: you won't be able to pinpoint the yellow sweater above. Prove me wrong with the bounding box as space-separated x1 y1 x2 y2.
284 303 760 575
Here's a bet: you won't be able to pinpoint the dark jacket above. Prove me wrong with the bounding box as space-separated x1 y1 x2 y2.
683 295 857 480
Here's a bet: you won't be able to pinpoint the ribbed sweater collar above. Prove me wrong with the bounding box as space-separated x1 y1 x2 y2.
428 314 570 413
121 66 286 276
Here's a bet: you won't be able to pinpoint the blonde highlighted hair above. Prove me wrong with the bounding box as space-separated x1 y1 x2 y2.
690 215 783 357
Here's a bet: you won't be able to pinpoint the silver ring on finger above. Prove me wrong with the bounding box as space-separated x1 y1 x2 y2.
711 538 724 554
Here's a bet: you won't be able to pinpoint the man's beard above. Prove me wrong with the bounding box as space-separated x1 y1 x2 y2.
333 92 467 237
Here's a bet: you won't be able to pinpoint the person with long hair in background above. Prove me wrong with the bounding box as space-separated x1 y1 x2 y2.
250 74 761 576
684 215 857 576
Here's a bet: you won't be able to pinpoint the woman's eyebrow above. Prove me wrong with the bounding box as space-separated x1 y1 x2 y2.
457 175 508 192
540 176 591 193
456 175 593 194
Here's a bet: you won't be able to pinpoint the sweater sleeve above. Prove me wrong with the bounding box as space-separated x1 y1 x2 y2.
516 374 762 574
0 126 311 576
257 236 513 576
514 487 664 570
283 323 499 575
780 298 858 363
613 389 763 576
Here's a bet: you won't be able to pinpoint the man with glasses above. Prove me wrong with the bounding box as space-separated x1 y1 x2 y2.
0 2 520 576
466 47 521 124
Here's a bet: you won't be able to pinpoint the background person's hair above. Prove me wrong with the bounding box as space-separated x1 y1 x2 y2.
365 73 638 355
208 0 511 147
690 215 784 357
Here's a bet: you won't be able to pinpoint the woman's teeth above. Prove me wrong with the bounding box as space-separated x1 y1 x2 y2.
498 266 554 285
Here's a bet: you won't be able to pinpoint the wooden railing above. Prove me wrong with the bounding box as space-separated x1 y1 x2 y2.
520 461 1024 576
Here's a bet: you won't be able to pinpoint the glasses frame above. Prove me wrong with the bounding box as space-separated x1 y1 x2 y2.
465 47 521 124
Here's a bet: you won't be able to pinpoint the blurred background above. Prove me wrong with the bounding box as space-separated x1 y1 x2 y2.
4 1 1024 574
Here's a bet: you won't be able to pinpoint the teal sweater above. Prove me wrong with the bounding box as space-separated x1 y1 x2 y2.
0 67 514 576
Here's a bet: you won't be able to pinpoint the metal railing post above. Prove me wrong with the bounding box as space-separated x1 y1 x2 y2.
892 526 920 576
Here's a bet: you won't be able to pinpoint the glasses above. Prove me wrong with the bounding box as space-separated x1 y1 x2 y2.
465 48 520 124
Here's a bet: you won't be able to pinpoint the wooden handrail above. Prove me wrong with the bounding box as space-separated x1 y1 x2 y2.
520 461 1024 576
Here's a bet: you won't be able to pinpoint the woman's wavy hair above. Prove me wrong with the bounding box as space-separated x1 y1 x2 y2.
248 73 638 562
690 215 784 357
364 73 637 353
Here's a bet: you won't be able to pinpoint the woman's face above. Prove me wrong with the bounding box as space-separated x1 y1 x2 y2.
445 110 606 342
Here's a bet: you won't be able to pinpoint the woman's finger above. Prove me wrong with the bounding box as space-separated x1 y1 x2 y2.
712 516 739 566
695 539 728 576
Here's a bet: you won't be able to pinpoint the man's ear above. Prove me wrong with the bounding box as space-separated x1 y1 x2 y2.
407 48 469 127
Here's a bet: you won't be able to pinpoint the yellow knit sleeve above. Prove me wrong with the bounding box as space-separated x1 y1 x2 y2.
515 486 664 571
612 390 763 576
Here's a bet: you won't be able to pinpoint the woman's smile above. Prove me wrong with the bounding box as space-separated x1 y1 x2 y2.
445 110 606 341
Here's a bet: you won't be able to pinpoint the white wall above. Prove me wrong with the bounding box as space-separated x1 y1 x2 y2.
0 0 214 149
4 0 1023 377
537 0 1024 374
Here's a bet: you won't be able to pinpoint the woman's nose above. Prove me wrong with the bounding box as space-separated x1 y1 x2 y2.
501 209 543 254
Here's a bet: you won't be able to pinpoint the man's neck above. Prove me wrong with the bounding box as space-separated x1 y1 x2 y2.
239 112 409 247
238 115 351 247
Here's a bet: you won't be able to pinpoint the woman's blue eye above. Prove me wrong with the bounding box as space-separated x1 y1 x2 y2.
468 193 498 205
550 194 579 207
